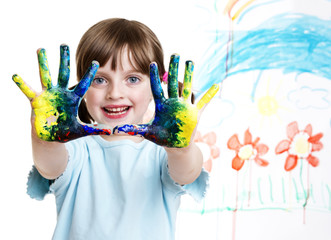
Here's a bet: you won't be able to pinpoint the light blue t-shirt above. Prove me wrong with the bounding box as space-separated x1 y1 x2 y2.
27 135 208 240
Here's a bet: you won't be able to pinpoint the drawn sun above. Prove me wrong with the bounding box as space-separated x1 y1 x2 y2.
257 95 279 117
250 75 290 128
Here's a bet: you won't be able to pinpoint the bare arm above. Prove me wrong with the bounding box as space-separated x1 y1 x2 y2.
165 142 203 185
31 115 68 179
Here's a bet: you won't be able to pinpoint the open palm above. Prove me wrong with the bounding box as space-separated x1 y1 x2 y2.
114 54 219 148
12 45 112 142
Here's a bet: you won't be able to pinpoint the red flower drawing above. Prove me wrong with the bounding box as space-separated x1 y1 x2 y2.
194 131 220 172
227 129 269 171
275 121 323 171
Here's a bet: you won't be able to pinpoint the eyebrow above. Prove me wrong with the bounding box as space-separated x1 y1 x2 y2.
96 67 145 77
123 69 145 75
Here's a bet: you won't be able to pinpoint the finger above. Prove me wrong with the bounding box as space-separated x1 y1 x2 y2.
150 62 165 106
74 61 99 97
37 48 52 89
81 123 112 136
58 44 70 88
168 54 179 99
12 74 36 100
182 60 194 101
113 124 149 137
196 84 220 110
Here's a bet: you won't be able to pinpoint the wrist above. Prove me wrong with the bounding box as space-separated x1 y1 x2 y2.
165 142 203 185
164 141 193 153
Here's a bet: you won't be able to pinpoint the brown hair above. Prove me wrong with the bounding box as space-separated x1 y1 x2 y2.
76 18 165 123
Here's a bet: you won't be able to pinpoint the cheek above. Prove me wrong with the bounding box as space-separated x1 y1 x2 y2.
131 91 153 118
145 86 153 102
84 89 100 111
132 82 153 105
138 91 153 106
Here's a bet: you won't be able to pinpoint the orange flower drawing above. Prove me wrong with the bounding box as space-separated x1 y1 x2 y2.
275 121 323 171
194 131 220 172
227 128 269 171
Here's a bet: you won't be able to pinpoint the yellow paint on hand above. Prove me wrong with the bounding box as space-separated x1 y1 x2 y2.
182 61 194 100
197 84 220 110
12 74 36 99
38 49 52 89
176 105 198 147
32 92 59 140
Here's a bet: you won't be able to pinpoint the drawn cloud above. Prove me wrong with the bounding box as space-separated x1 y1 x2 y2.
287 86 330 109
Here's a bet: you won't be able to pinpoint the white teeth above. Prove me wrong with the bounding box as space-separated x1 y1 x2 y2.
104 107 129 115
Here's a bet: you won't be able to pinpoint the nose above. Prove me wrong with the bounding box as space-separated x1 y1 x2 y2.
106 81 124 100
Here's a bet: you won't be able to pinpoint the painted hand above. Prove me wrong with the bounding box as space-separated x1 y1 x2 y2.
12 45 112 142
114 54 219 148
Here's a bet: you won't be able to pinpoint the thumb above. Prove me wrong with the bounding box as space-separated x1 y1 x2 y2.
81 123 113 136
196 84 219 110
12 74 36 100
113 124 150 137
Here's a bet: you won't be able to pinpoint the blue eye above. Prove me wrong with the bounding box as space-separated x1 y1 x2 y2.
128 77 140 84
93 77 106 85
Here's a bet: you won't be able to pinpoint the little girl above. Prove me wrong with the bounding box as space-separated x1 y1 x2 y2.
12 18 218 239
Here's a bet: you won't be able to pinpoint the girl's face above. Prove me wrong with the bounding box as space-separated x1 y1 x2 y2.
84 48 153 130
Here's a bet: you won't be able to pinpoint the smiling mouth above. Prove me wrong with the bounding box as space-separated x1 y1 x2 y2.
103 106 130 116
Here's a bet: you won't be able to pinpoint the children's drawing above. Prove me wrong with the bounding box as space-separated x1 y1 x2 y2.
227 128 269 238
227 128 269 171
275 121 324 223
176 0 331 239
195 13 331 94
194 131 220 172
275 121 323 171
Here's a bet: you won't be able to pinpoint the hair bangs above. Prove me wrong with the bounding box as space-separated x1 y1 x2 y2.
109 24 153 75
